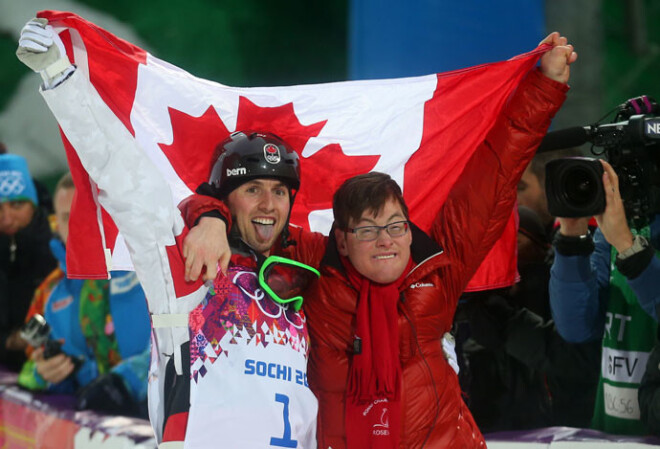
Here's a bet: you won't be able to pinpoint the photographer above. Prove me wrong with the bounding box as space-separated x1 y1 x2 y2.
457 206 599 432
518 148 585 243
549 159 660 435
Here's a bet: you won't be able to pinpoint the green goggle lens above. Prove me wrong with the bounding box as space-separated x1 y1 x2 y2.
258 256 320 312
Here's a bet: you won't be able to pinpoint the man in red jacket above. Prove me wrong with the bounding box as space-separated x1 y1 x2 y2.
181 32 576 448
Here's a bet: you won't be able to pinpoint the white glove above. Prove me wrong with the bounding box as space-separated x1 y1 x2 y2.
16 18 74 88
442 332 460 375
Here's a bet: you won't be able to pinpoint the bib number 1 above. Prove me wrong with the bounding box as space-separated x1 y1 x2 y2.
270 393 298 448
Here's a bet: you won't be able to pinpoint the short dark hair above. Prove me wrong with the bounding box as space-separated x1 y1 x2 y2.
332 172 409 229
55 172 74 196
527 147 585 185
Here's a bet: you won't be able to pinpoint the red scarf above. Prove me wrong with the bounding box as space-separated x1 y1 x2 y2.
341 255 414 449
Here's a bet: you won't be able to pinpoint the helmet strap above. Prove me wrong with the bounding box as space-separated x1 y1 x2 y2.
280 190 298 248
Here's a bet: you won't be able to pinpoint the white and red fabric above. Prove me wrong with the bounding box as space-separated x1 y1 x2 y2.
37 10 549 292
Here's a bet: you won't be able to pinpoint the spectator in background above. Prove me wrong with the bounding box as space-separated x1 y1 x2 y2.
550 160 660 435
18 173 151 417
0 148 56 371
517 148 584 240
508 207 600 428
458 206 600 431
513 205 554 319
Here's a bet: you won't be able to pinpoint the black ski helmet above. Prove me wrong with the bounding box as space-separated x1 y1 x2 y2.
209 131 301 198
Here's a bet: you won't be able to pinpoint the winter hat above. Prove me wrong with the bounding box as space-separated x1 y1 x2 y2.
0 153 39 206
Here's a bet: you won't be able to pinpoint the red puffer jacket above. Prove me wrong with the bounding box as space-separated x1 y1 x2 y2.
302 68 566 449
179 68 567 448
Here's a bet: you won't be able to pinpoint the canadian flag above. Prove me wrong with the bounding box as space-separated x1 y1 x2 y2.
40 10 547 291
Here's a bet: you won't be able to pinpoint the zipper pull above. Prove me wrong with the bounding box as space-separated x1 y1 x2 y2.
10 236 16 263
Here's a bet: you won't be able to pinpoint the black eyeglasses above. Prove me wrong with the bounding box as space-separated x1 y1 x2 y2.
346 220 409 242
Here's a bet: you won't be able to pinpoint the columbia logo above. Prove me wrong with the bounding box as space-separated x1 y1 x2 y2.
410 282 434 289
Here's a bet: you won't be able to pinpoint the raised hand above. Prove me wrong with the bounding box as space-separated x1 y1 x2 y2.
16 18 74 88
539 32 577 84
595 160 634 253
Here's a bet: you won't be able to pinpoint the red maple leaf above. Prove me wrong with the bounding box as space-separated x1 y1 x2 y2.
159 97 379 229
159 106 230 192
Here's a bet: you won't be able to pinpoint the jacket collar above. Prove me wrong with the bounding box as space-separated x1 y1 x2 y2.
49 238 67 273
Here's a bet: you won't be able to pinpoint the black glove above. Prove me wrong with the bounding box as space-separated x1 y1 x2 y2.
75 372 138 416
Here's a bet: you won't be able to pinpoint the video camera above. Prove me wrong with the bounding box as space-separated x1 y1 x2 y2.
541 96 660 227
20 314 83 371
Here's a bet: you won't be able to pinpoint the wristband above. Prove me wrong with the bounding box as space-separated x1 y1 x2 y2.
615 235 655 279
553 232 595 256
616 234 649 260
43 58 73 80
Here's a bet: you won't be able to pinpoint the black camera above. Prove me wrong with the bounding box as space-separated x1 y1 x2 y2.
543 96 660 226
21 314 83 370
546 157 605 218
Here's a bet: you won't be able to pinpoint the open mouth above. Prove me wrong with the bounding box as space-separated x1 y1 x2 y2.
252 217 275 241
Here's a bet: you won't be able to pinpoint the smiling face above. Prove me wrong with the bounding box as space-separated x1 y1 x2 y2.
335 197 412 284
226 178 291 256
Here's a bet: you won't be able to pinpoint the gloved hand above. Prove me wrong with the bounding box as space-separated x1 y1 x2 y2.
16 18 74 88
75 372 139 416
442 332 460 375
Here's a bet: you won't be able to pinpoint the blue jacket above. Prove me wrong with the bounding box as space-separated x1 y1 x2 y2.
549 215 660 342
24 239 151 401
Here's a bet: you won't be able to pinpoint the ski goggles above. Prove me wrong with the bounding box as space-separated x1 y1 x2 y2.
258 255 320 312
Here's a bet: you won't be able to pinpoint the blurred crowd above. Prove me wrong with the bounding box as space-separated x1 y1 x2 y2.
455 148 660 438
0 146 150 418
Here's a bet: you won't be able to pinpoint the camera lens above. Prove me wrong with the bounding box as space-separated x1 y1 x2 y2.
545 157 605 217
562 167 599 207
